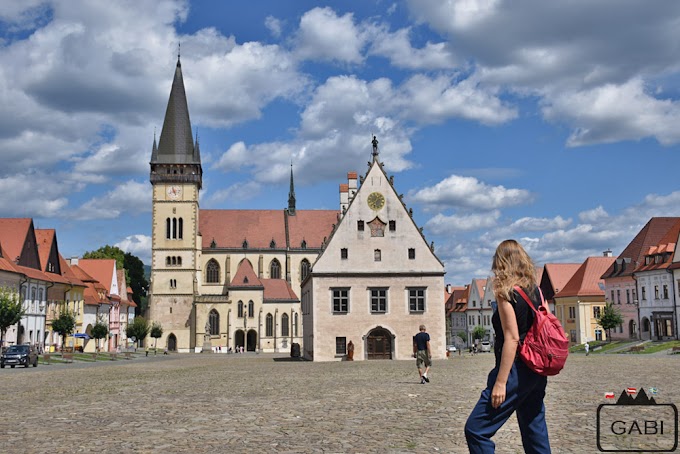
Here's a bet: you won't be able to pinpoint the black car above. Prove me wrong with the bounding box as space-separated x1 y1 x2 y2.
1 345 38 368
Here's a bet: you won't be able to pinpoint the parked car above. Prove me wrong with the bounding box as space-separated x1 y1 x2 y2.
1 344 38 368
480 341 491 352
447 345 457 352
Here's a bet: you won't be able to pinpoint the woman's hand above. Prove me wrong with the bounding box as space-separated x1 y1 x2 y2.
491 380 507 409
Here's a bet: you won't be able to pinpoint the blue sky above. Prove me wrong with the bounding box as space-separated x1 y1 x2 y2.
2 1 680 285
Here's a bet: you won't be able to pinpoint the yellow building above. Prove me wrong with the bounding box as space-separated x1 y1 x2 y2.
554 254 615 345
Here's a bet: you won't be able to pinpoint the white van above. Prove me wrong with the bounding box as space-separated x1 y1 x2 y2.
480 341 491 352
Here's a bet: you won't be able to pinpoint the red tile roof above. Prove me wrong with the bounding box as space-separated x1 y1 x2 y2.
556 256 616 298
634 219 680 273
0 245 18 273
35 229 55 271
0 218 32 264
262 279 299 302
347 172 357 179
287 211 338 249
602 217 680 278
58 255 85 287
14 264 51 282
339 184 349 193
229 259 263 288
472 278 485 298
543 263 581 294
78 259 116 294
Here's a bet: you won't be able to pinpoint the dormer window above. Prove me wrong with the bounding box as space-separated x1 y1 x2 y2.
389 220 396 231
358 221 364 231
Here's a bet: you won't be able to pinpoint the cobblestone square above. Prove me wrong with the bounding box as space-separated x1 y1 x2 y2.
1 353 678 453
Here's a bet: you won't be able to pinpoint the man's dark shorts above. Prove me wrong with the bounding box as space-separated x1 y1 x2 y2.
416 350 431 368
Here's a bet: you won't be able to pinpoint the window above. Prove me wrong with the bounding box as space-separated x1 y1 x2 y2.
595 329 603 341
209 309 219 335
248 301 254 318
371 288 388 313
332 288 349 313
477 315 481 325
357 221 364 231
178 218 183 239
472 300 476 308
294 313 298 337
177 257 182 266
616 290 621 304
206 259 220 283
266 313 273 336
170 279 177 289
610 290 614 303
237 301 244 318
593 306 601 318
166 218 171 239
568 306 576 319
270 259 281 279
408 248 415 260
570 330 576 343
341 248 348 259
641 287 646 300
654 285 659 299
374 249 381 261
281 313 289 337
389 220 396 231
301 259 311 281
663 285 669 299
626 289 630 304
166 257 171 266
336 337 347 355
409 288 426 312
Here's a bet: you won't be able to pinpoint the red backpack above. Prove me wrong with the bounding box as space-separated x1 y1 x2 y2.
514 286 569 376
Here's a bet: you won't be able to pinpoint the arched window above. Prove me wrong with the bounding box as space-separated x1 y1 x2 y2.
31 288 36 301
166 257 171 266
294 313 298 337
38 288 43 301
172 218 177 239
177 257 182 266
281 313 289 337
237 301 244 318
171 256 177 265
270 259 281 279
166 218 171 239
209 309 219 336
300 259 311 281
248 301 254 318
266 313 273 336
178 218 183 239
206 259 220 283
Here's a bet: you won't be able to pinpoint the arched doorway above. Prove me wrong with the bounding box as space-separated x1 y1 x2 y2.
234 330 245 350
629 319 637 339
247 329 257 351
167 334 177 352
641 317 651 340
366 327 393 360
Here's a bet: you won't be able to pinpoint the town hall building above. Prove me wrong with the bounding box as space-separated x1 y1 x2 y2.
148 57 446 360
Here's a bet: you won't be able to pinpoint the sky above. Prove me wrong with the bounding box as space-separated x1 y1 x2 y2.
2 0 680 286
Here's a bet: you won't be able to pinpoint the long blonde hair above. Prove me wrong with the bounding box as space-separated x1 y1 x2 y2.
492 239 537 302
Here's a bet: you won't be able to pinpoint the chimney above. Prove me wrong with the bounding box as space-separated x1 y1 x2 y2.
603 249 613 257
70 256 79 265
340 184 349 212
446 284 452 293
347 172 358 203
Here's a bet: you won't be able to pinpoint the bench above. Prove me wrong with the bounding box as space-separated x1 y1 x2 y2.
42 354 51 365
669 346 680 354
124 351 132 360
629 346 645 353
62 353 74 363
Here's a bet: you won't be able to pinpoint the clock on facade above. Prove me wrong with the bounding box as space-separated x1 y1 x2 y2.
166 185 182 200
367 192 385 210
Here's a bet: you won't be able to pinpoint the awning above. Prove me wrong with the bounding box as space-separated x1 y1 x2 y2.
74 333 90 339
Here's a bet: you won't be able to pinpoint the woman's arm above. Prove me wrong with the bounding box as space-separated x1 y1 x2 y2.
491 296 520 409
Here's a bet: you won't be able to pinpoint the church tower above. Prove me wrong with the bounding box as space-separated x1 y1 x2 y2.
148 55 202 352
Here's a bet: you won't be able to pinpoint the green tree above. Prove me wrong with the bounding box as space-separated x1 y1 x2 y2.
457 331 467 344
52 311 76 353
472 325 486 342
150 322 163 349
0 286 25 347
597 303 624 340
124 252 149 315
91 317 109 352
126 317 150 347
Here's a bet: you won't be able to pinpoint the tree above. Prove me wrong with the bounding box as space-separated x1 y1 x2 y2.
52 311 76 353
472 325 486 342
126 316 150 347
91 317 109 352
597 303 624 340
150 322 163 349
0 286 25 347
457 331 467 345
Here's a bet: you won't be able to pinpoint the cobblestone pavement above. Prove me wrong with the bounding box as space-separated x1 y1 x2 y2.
0 352 678 453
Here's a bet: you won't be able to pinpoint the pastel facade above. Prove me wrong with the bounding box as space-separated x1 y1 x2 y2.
465 278 486 346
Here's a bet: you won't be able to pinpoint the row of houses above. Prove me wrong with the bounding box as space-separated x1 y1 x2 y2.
445 217 680 347
0 218 136 352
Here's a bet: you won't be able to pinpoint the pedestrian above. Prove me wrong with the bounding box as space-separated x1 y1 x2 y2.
413 325 431 384
145 346 149 357
584 341 590 356
465 239 552 453
164 347 168 355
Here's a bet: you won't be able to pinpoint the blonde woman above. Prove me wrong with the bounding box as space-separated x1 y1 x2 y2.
465 240 551 453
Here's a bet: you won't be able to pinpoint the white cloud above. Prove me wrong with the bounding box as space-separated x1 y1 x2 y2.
409 175 532 211
207 181 262 206
578 206 609 224
115 234 151 265
0 173 69 217
426 210 500 235
265 15 282 38
72 180 150 221
294 7 366 64
369 27 456 70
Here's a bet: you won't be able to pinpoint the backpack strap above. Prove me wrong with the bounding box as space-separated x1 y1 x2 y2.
513 285 547 312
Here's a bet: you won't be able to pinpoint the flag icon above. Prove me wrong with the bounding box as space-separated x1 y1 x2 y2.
627 387 637 395
649 387 658 395
604 392 615 399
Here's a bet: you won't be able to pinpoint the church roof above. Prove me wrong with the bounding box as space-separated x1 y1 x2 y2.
229 259 263 288
262 279 299 302
152 57 197 165
200 209 337 250
555 256 616 298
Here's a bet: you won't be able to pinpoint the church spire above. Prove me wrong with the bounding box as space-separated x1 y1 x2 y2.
288 161 296 215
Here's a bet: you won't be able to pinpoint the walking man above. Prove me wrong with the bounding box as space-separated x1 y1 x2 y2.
584 341 590 356
413 325 432 384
